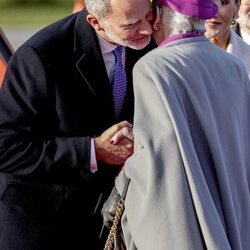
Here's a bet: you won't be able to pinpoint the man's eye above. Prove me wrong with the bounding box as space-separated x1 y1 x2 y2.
120 24 133 29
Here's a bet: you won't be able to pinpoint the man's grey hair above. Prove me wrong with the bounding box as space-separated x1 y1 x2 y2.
162 7 206 35
84 0 112 20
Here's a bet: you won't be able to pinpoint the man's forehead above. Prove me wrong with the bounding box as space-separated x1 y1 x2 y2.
108 0 152 23
121 5 153 24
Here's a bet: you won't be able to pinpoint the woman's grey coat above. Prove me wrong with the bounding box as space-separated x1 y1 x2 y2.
115 37 250 250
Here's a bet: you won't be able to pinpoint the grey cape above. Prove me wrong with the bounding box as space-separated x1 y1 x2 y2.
115 37 250 250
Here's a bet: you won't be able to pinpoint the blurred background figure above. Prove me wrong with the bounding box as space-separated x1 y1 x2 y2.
205 0 250 78
72 0 84 13
234 0 250 44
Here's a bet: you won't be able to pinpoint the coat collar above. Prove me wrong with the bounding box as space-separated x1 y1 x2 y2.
73 9 111 97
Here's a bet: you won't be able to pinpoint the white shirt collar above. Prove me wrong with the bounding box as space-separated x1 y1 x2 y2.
97 33 118 54
240 28 250 45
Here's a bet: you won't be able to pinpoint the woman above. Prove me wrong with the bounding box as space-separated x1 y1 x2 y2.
102 0 250 249
205 0 250 78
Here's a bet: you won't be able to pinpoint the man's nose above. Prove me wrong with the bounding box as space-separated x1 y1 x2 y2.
138 20 153 35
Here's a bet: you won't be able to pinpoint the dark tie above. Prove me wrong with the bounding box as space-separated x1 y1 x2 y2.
112 46 127 119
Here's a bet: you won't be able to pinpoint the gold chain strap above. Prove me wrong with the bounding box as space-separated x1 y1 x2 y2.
104 199 125 250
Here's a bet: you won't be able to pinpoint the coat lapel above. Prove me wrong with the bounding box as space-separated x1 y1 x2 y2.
73 10 115 122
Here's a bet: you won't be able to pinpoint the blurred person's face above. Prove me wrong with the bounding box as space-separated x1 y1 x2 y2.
238 0 250 33
87 0 154 49
205 0 240 46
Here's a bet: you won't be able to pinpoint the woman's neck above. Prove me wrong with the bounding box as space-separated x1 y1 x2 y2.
209 31 230 51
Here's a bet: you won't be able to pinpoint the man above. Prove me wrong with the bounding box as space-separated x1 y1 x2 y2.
233 0 250 44
0 0 155 249
103 0 250 249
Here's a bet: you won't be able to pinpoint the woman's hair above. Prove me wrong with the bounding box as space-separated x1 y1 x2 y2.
84 0 112 20
161 7 206 35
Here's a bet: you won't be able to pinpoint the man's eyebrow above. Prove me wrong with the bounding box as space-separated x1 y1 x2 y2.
119 6 153 28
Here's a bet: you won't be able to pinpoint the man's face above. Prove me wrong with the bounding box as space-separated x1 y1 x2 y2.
238 0 250 33
98 0 154 49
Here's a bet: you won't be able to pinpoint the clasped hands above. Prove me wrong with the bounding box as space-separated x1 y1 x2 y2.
94 121 134 166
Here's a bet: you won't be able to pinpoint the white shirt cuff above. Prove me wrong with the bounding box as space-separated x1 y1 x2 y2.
90 138 98 173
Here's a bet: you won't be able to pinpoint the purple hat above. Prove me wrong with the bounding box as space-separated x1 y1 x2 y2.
158 0 218 19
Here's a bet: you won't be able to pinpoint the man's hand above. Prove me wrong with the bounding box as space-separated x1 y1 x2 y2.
94 121 134 166
110 126 134 144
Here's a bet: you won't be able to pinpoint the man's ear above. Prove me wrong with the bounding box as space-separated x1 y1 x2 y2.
86 14 103 31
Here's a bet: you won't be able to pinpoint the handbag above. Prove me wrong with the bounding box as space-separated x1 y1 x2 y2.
103 178 130 250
